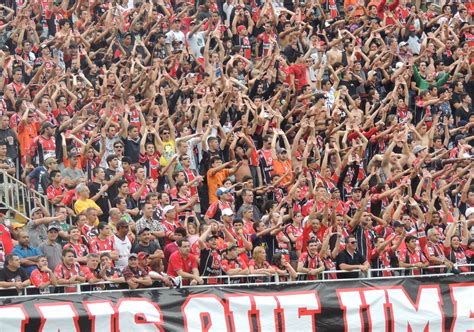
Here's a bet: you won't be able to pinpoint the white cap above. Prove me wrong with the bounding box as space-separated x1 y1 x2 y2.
163 205 176 215
466 207 474 218
222 208 234 217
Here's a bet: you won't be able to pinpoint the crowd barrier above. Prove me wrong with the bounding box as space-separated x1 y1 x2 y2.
1 264 472 298
0 273 472 331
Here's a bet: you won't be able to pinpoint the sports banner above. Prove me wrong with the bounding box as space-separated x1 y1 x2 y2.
0 275 473 331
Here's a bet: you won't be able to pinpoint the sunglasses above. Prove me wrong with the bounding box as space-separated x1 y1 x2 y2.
349 241 357 244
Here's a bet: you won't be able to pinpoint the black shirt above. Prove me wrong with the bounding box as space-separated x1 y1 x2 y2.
104 168 123 199
199 248 222 277
132 241 161 255
122 136 140 164
251 233 277 262
0 266 28 296
88 181 110 222
335 250 366 279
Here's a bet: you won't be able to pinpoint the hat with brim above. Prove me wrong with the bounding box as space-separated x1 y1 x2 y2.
413 145 427 155
217 187 231 197
163 205 176 215
221 208 234 217
47 224 60 232
40 121 56 132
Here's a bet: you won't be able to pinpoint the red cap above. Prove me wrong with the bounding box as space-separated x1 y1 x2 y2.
408 25 416 31
138 252 149 260
237 25 246 33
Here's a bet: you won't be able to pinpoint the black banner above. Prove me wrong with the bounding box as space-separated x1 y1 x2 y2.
0 275 473 331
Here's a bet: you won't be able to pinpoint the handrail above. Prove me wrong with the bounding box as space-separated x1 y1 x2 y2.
0 170 51 223
1 264 472 298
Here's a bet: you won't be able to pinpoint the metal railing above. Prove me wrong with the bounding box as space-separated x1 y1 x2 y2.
1 264 472 299
0 170 51 223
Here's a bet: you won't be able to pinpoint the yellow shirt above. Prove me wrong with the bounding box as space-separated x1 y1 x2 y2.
74 199 102 225
159 139 176 167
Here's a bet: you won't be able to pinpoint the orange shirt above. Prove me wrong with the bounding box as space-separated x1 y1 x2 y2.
18 121 40 156
207 168 230 204
344 0 364 16
272 159 293 187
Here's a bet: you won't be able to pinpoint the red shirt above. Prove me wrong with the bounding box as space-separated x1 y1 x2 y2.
54 262 84 292
63 242 89 261
0 224 14 269
399 248 427 275
30 135 56 162
129 181 152 203
47 184 65 200
221 256 248 273
80 265 100 281
256 31 276 58
444 246 469 272
166 251 198 285
287 63 308 91
30 269 51 288
183 168 199 198
162 220 181 245
205 200 232 220
89 236 116 254
139 153 160 180
298 252 323 280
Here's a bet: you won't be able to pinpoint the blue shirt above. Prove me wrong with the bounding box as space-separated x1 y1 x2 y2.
12 245 42 276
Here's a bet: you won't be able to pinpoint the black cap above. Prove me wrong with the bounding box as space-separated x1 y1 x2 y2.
393 221 404 228
206 234 218 241
138 227 151 235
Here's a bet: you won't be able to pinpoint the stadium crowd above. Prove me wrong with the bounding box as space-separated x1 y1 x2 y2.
0 0 473 295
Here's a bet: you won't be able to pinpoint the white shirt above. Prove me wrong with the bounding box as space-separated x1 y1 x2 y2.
99 135 121 168
187 31 206 58
114 234 132 271
165 30 185 51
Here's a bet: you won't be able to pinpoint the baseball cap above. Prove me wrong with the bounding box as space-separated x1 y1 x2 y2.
237 25 246 33
352 186 362 192
393 221 404 228
217 187 231 197
40 121 56 132
329 187 340 194
454 134 466 144
466 207 474 218
276 147 287 154
44 156 57 166
221 208 234 217
206 234 217 241
138 252 149 260
31 207 42 215
129 253 138 259
408 25 416 31
413 145 427 155
163 205 176 215
138 227 150 235
399 41 408 47
47 224 60 232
